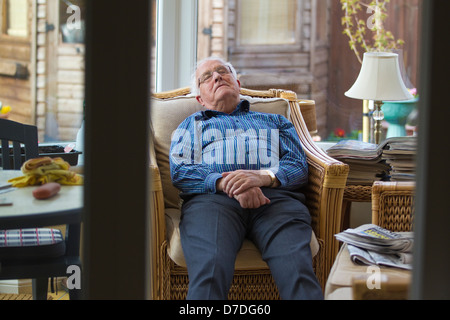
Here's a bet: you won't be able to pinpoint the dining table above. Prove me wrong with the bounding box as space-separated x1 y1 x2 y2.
0 170 83 229
0 169 83 299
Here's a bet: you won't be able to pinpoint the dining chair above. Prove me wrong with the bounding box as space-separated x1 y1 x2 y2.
0 118 81 300
0 118 39 169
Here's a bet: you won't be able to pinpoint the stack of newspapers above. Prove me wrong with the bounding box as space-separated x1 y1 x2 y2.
335 224 413 270
326 140 390 185
382 137 417 182
327 137 417 185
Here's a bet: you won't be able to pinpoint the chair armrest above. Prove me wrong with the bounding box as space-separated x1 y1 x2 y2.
285 93 349 275
149 143 166 243
149 142 168 297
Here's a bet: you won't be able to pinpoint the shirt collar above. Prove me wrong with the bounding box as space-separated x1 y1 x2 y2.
195 100 250 121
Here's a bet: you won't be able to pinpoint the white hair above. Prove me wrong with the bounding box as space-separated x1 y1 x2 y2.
190 57 238 96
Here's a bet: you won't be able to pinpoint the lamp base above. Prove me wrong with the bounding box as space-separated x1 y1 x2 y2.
373 101 384 144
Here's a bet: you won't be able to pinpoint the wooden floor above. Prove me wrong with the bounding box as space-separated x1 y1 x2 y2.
0 279 70 300
0 293 33 300
0 290 69 300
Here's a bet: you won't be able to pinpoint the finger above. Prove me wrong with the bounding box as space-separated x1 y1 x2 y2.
229 179 252 196
221 171 232 178
257 193 270 207
221 172 234 195
248 188 268 208
251 195 269 209
230 181 250 196
224 174 245 196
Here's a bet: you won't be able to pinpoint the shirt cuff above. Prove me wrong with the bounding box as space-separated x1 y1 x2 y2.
274 170 287 187
205 172 223 194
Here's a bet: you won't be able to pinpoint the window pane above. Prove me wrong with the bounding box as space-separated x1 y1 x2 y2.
239 0 296 45
6 0 28 37
59 0 86 43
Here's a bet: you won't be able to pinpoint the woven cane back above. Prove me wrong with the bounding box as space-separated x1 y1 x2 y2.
372 181 415 232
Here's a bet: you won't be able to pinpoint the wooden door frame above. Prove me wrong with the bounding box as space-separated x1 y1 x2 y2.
44 0 59 124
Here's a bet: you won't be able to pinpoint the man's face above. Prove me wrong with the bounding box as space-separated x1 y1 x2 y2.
195 60 241 113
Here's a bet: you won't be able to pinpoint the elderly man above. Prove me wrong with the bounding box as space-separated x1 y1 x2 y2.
169 57 323 300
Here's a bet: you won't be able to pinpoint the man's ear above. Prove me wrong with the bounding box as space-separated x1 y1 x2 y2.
196 95 204 106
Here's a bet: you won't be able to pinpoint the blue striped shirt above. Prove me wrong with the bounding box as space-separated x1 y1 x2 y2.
169 100 308 194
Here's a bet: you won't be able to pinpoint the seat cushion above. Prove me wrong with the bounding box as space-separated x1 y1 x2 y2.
165 207 320 270
151 94 292 210
0 228 65 260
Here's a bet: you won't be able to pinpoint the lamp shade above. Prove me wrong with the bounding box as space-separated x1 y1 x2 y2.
345 52 414 101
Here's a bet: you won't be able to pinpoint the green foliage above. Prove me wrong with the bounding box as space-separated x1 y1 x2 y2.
340 0 404 63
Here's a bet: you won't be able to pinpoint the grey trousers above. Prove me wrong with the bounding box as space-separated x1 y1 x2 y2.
179 188 323 300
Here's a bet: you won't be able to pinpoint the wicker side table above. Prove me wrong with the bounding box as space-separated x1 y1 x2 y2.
342 185 373 230
325 181 415 300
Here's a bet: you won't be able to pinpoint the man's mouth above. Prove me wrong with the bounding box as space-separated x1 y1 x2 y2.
215 83 227 91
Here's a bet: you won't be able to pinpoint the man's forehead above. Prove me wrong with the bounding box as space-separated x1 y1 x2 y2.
197 60 226 74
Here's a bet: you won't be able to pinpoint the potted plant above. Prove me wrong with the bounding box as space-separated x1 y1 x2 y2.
382 88 419 138
340 0 404 64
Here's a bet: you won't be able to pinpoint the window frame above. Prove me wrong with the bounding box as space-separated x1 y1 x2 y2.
155 0 197 92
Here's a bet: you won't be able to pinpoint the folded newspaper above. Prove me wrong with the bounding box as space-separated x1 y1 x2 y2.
346 245 413 270
335 224 413 270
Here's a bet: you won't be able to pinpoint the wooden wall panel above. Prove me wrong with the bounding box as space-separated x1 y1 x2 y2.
55 44 85 141
0 0 34 126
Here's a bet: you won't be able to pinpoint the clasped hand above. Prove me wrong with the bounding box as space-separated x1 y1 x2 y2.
217 170 271 209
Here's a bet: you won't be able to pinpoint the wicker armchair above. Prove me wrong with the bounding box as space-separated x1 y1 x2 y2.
149 87 349 299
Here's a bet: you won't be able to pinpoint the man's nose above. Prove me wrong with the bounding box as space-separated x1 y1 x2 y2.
213 71 223 82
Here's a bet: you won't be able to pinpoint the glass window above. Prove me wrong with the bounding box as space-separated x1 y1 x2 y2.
59 0 86 44
238 0 297 46
0 0 85 146
191 0 422 142
196 0 323 138
4 0 28 37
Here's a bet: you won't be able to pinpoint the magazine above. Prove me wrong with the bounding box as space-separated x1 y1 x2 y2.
335 224 414 253
335 224 414 270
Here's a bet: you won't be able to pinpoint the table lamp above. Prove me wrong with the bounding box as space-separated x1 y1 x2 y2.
345 52 413 144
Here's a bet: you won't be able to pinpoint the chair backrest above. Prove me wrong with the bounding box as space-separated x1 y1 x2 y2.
0 118 39 169
151 91 293 210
